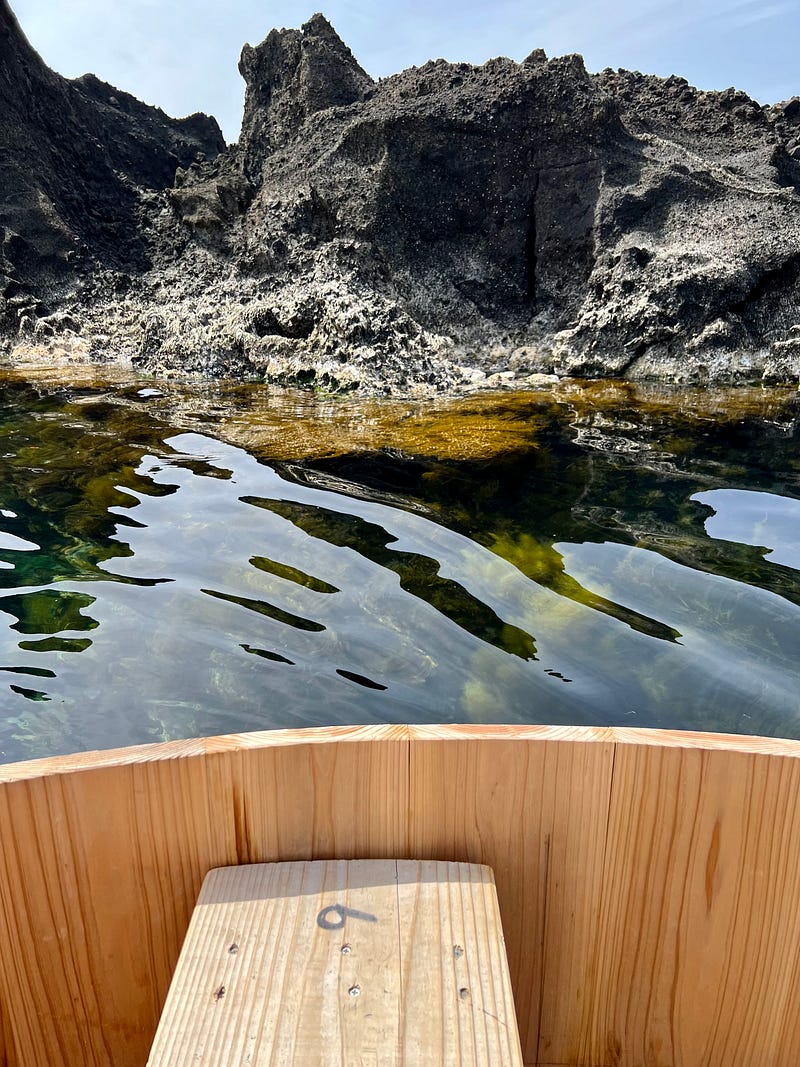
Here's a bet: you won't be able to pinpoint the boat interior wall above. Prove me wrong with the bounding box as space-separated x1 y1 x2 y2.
0 996 8 1067
0 724 799 1066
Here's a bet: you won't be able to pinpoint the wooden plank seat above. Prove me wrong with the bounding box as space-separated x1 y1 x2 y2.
147 859 524 1065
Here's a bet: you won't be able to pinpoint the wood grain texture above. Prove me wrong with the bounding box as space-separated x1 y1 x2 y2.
1 724 800 1065
147 860 522 1065
0 996 8 1067
0 727 408 1066
582 743 800 1067
0 754 221 1066
398 860 522 1065
208 729 409 863
406 730 615 1065
148 860 406 1066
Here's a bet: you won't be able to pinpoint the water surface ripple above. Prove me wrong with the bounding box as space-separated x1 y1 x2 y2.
1 370 798 761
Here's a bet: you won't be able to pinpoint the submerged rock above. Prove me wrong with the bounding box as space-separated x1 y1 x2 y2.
1 3 799 392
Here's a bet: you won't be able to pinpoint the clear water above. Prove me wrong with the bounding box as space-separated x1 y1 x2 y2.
1 366 798 763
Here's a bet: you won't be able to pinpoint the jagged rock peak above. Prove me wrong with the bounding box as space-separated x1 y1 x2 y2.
523 47 548 67
238 12 373 164
1 0 54 93
0 0 22 33
0 0 224 296
301 12 346 42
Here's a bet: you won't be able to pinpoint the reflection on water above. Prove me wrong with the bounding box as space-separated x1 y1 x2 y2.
0 368 799 762
694 489 800 571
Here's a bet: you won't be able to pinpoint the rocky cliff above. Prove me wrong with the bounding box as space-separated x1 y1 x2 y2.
0 1 223 323
2 4 799 392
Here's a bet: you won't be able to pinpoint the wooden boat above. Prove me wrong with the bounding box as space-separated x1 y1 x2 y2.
1 722 799 1066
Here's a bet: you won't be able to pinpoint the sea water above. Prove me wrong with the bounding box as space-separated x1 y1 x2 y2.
1 367 798 763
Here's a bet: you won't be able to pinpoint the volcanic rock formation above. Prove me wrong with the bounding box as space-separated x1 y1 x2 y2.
2 2 799 392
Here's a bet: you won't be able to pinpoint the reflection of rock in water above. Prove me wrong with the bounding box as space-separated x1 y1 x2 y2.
0 380 180 589
284 380 800 613
693 489 800 572
247 496 538 661
0 588 98 636
0 374 799 760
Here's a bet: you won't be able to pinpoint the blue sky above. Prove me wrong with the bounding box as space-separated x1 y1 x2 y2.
13 0 799 143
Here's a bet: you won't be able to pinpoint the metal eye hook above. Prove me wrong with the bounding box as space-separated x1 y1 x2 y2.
316 903 378 930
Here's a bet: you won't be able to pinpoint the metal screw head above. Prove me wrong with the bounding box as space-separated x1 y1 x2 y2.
348 984 361 997
341 943 352 955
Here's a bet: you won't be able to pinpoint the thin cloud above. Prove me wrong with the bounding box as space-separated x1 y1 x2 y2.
726 1 795 28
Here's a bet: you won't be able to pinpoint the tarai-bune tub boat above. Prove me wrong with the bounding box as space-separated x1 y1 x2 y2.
1 723 799 1066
